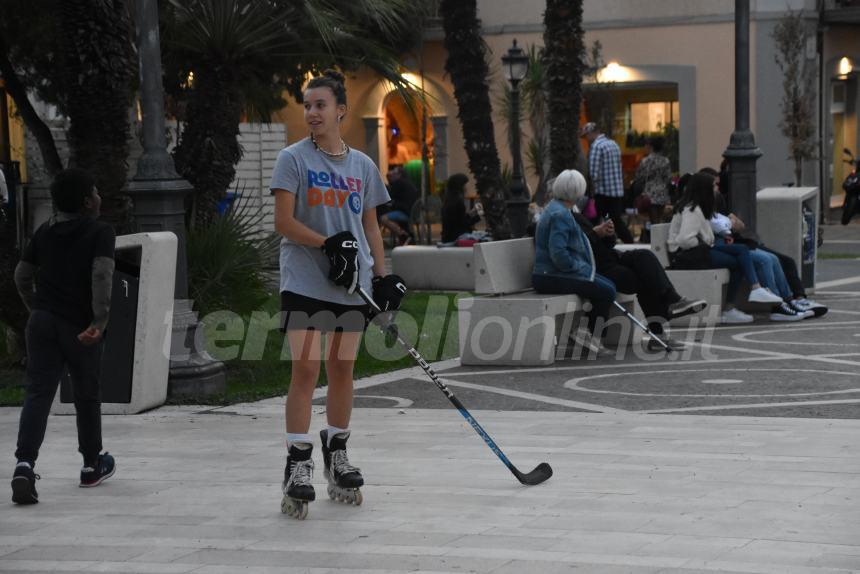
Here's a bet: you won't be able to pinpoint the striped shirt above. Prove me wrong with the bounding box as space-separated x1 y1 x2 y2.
588 134 624 198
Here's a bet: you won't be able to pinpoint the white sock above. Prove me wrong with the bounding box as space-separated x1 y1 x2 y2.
286 433 313 449
15 461 31 469
326 426 349 447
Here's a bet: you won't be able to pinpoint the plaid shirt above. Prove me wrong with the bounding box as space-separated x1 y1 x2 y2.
588 135 624 198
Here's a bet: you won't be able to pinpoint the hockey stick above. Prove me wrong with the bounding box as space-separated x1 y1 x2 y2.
611 300 675 353
357 287 552 486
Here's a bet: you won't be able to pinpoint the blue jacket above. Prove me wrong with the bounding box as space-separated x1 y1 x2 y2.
533 199 596 281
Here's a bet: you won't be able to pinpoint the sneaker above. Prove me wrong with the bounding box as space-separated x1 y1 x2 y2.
720 307 754 324
646 337 686 352
793 298 828 318
668 297 708 319
787 300 815 319
566 332 613 359
748 287 784 304
80 452 115 488
11 464 39 505
770 302 805 322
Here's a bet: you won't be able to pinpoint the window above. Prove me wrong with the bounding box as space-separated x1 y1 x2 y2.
629 101 679 132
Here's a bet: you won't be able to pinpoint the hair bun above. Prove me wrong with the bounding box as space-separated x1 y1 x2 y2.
322 69 345 84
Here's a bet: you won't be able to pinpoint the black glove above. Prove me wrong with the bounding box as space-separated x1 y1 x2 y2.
322 231 360 293
372 274 407 312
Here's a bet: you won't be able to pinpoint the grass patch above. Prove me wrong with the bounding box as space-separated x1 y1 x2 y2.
819 253 860 260
169 290 464 406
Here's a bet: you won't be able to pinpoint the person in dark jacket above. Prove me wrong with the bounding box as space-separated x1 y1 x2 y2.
11 168 117 505
571 211 707 351
441 173 481 243
379 165 418 245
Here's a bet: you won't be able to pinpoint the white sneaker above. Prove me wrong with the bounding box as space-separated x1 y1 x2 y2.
748 287 783 304
720 307 754 324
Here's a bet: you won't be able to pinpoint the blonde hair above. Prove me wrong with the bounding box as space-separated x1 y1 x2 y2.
551 169 587 202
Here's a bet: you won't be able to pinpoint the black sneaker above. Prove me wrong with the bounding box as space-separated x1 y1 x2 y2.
11 464 39 505
668 297 708 320
770 302 804 322
80 452 115 487
646 337 686 353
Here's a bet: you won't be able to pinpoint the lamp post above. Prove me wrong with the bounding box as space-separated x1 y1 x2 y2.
128 0 224 396
722 0 762 233
501 39 530 237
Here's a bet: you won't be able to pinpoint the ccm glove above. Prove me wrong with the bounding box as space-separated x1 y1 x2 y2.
372 274 407 312
322 231 360 293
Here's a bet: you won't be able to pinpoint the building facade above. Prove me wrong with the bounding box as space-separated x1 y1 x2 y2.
3 1 858 224
273 0 859 214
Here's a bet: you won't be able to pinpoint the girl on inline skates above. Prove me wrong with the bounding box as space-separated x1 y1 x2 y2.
270 69 405 519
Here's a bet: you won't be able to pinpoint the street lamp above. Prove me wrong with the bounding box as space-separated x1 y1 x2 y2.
128 0 225 395
722 0 762 232
501 39 530 237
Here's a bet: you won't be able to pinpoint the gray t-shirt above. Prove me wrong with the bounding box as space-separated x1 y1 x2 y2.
269 138 390 305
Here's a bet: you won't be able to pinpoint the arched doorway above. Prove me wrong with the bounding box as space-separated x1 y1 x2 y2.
358 77 450 187
383 91 435 192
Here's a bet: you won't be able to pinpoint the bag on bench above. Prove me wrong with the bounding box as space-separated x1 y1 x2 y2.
669 243 711 270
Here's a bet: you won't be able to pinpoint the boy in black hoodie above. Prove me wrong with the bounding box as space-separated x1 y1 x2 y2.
11 168 116 504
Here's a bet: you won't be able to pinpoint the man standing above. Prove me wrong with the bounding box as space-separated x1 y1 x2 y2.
580 122 634 243
11 168 116 504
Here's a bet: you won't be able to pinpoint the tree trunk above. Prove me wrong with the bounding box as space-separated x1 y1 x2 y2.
439 0 509 240
59 0 135 231
0 38 63 177
543 0 585 178
173 66 243 229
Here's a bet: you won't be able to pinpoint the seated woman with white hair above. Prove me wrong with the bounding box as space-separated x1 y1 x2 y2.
532 169 617 350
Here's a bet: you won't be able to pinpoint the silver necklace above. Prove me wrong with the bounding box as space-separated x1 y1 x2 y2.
311 134 349 158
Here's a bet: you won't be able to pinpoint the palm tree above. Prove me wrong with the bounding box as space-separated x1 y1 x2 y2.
59 0 136 230
164 0 424 228
543 0 586 178
439 0 509 239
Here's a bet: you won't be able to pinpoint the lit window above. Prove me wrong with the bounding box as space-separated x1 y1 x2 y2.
629 101 679 132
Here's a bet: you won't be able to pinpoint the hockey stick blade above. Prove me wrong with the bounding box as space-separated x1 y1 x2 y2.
513 462 553 486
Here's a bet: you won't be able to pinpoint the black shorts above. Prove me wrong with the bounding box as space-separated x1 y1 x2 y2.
280 291 371 333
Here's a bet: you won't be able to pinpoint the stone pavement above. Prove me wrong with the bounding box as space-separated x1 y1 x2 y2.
0 403 859 573
0 228 858 573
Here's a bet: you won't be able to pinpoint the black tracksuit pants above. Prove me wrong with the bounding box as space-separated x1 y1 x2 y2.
15 310 103 467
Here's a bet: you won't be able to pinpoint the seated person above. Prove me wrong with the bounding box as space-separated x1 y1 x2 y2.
441 173 481 244
710 212 808 322
379 165 418 245
668 172 784 324
701 167 827 318
532 169 616 352
571 208 707 352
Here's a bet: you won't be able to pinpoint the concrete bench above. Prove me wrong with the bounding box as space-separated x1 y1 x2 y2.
458 238 637 366
391 245 475 291
650 223 728 326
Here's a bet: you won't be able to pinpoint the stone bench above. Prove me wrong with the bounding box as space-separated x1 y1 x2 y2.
458 238 638 366
391 245 475 291
650 223 728 326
